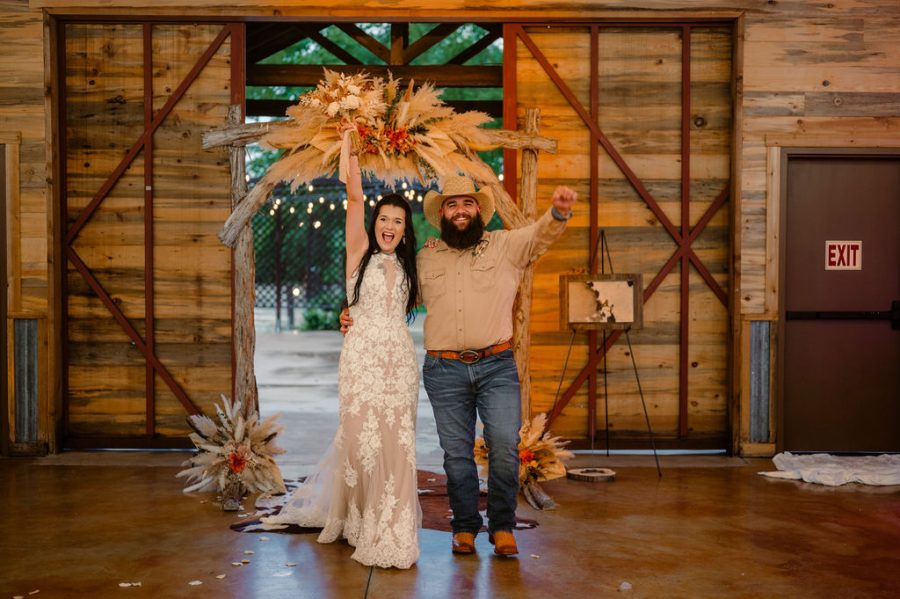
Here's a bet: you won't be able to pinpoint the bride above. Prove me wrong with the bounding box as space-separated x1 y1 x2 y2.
261 131 422 569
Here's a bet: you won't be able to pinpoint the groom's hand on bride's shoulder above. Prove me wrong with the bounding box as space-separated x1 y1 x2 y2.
339 308 353 335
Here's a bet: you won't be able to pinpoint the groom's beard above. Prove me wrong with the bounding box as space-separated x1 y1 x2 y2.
440 215 485 250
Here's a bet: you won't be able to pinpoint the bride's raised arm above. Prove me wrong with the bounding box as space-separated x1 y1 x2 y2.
343 127 368 280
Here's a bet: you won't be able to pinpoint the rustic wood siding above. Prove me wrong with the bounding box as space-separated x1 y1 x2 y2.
518 25 732 443
63 23 234 440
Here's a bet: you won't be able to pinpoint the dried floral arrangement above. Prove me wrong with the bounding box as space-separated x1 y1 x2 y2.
475 413 574 510
255 68 497 190
177 396 287 504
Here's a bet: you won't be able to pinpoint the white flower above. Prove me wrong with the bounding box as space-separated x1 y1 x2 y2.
326 101 340 117
348 84 361 95
340 95 361 110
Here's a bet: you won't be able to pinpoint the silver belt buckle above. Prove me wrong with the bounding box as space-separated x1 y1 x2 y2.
458 349 481 364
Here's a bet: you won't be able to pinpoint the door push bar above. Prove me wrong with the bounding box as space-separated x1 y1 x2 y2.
786 300 900 330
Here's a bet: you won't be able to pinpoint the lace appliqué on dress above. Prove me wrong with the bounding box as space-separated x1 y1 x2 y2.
261 252 421 569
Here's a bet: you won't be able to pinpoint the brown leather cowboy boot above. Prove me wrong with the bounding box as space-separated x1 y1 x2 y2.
452 532 476 554
488 530 518 555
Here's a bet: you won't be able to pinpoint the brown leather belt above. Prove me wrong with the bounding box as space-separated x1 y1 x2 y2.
426 341 512 364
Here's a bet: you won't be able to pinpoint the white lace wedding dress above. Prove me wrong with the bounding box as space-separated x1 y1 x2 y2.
261 251 421 569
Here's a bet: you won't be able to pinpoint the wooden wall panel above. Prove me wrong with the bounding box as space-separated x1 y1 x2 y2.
520 24 732 444
62 22 235 444
64 24 147 438
150 24 233 437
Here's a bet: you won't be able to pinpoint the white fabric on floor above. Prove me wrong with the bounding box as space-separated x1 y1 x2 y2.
759 452 900 486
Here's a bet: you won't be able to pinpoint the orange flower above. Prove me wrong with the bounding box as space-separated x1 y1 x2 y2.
228 451 247 474
519 449 536 464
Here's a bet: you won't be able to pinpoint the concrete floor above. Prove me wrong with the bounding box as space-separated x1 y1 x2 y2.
1 454 899 598
254 323 444 477
2 324 899 597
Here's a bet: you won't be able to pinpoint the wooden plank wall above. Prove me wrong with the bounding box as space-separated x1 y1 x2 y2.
2 0 900 452
520 25 732 444
64 22 233 441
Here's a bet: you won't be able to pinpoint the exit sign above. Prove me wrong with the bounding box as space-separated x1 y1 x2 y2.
825 240 862 270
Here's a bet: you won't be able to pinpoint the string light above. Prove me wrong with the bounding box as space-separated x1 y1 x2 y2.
313 220 322 229
299 222 304 227
292 287 300 297
306 206 313 214
318 197 325 204
329 203 335 210
268 209 275 216
499 173 505 182
401 181 408 190
377 195 382 201
244 174 250 182
289 206 295 214
368 200 375 207
417 195 423 202
307 184 315 192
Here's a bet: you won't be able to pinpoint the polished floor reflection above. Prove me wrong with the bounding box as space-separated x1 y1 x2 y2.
1 454 898 598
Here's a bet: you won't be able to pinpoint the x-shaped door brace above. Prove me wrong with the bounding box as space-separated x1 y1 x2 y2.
64 25 237 423
508 25 730 435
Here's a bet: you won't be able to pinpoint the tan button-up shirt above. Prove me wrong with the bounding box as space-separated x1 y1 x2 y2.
417 208 568 351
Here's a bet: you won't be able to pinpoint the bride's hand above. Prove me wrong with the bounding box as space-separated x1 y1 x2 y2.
339 123 359 158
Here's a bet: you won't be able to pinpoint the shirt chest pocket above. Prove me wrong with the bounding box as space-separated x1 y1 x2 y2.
471 258 498 292
422 269 446 298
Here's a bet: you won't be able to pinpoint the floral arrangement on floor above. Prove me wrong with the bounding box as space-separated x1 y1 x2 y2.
177 396 286 510
474 413 574 510
256 68 498 189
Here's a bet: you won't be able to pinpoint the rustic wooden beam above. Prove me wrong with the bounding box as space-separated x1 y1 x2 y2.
448 24 502 65
203 120 557 153
512 107 541 422
481 179 529 230
246 98 502 118
403 23 460 64
307 29 363 65
246 64 502 88
228 106 259 418
390 22 408 65
336 23 390 63
247 23 311 64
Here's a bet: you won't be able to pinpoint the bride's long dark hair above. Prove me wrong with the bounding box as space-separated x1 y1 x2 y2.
348 194 418 322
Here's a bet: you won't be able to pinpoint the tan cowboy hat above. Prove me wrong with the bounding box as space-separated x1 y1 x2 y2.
423 175 495 229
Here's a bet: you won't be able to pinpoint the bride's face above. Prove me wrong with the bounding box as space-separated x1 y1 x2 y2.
374 204 406 254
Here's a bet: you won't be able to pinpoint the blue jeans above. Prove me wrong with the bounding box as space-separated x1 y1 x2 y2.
423 350 521 534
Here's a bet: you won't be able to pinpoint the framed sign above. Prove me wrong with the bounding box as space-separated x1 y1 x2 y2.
559 273 643 331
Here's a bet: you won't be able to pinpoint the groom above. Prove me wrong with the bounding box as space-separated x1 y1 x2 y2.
417 176 576 556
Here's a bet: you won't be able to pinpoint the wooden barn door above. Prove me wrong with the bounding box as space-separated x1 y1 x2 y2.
61 23 243 448
507 24 733 448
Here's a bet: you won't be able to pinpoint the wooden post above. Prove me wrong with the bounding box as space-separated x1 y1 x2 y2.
228 106 259 417
512 108 541 422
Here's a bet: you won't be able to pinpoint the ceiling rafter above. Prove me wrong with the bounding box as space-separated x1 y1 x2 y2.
247 24 312 65
335 23 391 63
403 23 461 64
448 24 502 65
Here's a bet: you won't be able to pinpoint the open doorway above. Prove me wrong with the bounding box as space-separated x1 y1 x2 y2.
244 22 504 473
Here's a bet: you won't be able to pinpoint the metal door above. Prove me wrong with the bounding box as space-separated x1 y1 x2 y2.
782 155 900 452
